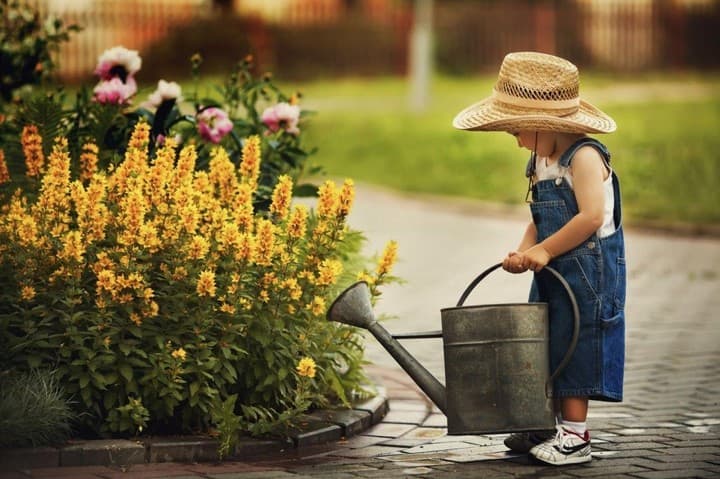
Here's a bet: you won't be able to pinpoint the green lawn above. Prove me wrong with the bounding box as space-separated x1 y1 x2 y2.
294 74 720 229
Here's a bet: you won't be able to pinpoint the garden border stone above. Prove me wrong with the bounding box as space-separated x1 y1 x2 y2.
0 388 388 470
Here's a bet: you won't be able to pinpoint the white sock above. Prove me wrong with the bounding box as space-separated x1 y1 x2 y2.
561 420 587 436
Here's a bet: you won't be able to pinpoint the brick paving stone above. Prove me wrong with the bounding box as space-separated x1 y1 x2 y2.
397 427 447 441
381 409 428 425
420 413 447 428
360 423 415 438
402 441 478 454
384 400 429 412
632 470 719 479
207 472 315 479
650 453 720 463
377 437 432 448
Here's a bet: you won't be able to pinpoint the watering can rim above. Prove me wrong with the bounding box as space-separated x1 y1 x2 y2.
440 301 548 313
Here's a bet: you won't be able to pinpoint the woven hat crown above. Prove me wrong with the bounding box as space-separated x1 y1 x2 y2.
495 52 579 107
453 51 615 133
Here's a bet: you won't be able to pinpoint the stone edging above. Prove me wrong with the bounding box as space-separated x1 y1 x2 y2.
0 387 388 470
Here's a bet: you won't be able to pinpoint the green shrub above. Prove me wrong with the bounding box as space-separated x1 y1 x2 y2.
0 369 76 447
0 123 397 437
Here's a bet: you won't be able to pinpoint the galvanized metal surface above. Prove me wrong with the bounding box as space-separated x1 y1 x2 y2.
440 302 554 434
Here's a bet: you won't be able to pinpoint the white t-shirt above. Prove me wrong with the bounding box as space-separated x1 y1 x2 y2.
534 156 616 238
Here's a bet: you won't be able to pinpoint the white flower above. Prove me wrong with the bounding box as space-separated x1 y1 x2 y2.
147 80 182 107
93 76 137 105
261 102 301 135
95 46 142 81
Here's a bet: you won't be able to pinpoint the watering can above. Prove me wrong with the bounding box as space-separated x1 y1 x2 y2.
327 263 579 435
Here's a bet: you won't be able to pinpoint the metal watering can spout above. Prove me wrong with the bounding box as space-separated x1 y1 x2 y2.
327 282 448 414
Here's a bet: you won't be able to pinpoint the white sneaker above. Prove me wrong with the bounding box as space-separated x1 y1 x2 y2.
530 425 592 465
503 430 555 453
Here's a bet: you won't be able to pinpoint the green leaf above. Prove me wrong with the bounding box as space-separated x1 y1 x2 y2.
119 364 133 383
189 381 200 398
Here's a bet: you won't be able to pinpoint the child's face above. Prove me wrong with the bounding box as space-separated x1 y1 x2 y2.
508 130 555 157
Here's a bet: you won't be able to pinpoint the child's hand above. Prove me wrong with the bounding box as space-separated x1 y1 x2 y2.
520 244 553 272
502 251 528 274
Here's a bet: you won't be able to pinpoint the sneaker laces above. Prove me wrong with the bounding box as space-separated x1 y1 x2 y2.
554 425 587 448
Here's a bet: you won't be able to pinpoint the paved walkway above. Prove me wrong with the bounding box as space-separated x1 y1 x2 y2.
3 185 720 478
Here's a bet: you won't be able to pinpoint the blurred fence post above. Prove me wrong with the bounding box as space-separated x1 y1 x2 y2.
409 0 433 112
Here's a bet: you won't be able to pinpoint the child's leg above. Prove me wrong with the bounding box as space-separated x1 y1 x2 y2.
561 397 588 422
561 397 589 435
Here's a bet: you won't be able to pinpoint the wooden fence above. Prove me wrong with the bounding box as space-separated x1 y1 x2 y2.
31 0 720 82
32 0 209 81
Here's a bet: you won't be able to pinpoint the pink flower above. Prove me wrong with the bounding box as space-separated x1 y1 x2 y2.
93 76 138 105
94 46 142 81
147 79 182 107
197 107 234 143
261 102 300 135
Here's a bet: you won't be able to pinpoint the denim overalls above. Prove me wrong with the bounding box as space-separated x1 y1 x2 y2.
526 138 626 402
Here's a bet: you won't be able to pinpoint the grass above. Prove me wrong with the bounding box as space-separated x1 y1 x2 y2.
289 73 720 229
0 369 76 447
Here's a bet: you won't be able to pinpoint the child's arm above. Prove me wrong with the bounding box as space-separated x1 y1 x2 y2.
520 147 607 272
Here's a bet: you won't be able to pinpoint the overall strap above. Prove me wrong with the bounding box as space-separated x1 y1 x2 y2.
525 137 611 178
560 137 622 229
559 137 611 168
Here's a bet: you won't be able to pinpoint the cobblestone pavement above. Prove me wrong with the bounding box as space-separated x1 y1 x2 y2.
4 185 719 478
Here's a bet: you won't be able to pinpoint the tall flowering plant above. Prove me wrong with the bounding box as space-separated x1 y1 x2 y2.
0 122 398 436
2 45 317 212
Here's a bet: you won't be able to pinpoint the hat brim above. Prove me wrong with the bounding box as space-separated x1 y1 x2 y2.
453 97 616 134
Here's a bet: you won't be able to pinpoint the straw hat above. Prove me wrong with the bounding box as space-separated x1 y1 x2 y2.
453 52 616 134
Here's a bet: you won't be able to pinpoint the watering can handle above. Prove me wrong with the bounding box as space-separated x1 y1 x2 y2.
455 262 580 398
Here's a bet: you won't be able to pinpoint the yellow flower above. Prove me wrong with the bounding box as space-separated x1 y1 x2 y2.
317 180 338 218
0 149 10 184
270 174 293 220
130 312 142 326
20 285 36 301
197 269 217 297
233 183 254 231
96 269 116 292
58 230 85 263
310 296 326 316
173 145 197 189
21 125 45 177
128 120 151 152
103 336 111 348
254 219 275 266
220 303 236 314
377 240 398 276
357 271 375 285
171 347 187 361
296 357 316 378
337 178 355 218
187 235 210 260
282 278 303 301
79 142 99 181
235 233 256 263
172 266 188 280
209 146 239 204
316 259 343 286
239 135 261 192
287 205 308 239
